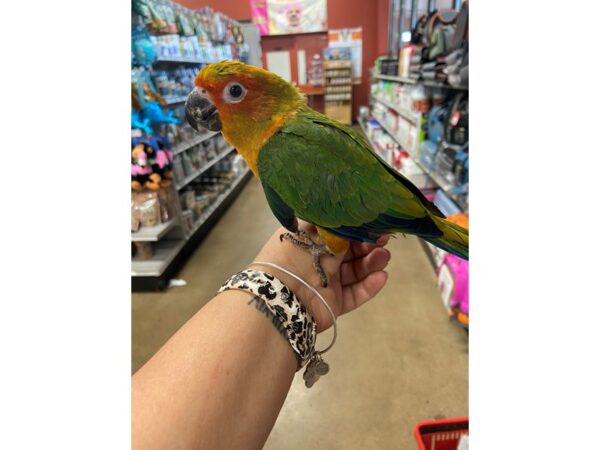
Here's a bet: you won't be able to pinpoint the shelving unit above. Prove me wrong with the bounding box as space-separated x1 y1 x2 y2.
131 4 258 291
133 72 248 291
373 73 468 91
131 218 178 242
371 95 421 125
187 167 251 236
175 145 235 190
366 70 468 214
132 144 252 291
324 60 352 125
163 95 188 105
172 130 220 156
132 239 186 278
154 56 206 64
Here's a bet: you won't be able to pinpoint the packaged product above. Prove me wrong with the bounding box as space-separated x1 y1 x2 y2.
132 191 161 228
134 242 154 260
157 185 177 221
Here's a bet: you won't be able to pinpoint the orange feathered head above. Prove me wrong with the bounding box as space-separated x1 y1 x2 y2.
185 61 305 134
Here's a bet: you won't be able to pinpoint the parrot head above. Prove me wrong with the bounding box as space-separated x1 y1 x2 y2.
185 61 305 147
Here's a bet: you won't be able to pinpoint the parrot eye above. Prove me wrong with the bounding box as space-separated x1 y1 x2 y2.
223 82 247 103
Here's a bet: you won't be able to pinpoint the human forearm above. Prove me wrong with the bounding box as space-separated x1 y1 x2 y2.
132 289 297 450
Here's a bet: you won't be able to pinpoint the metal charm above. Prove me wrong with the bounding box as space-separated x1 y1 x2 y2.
303 352 329 388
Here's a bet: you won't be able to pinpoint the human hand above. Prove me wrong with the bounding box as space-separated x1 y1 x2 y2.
252 224 391 331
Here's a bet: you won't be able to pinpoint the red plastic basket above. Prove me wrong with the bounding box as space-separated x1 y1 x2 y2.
414 417 468 450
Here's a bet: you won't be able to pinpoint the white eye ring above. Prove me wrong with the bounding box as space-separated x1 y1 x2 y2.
223 82 247 104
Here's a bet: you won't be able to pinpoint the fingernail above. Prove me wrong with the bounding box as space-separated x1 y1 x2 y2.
376 236 389 246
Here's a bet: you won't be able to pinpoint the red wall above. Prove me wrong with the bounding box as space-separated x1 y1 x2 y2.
177 0 390 120
176 0 252 18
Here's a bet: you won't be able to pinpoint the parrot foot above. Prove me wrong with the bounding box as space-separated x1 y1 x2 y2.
279 232 332 287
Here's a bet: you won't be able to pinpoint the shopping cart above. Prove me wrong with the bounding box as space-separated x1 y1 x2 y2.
414 417 468 450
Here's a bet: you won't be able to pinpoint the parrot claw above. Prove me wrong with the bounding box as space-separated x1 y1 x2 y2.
279 232 332 287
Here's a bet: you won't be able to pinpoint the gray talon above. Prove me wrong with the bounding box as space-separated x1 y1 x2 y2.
280 231 331 287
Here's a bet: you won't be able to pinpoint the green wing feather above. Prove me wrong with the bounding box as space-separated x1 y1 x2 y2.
257 106 441 238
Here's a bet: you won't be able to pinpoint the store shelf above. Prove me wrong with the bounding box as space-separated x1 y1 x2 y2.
131 167 252 291
172 131 220 156
187 167 251 237
374 74 416 84
131 239 186 277
358 119 382 152
414 160 468 212
359 118 421 178
176 145 235 190
362 117 467 212
131 218 178 242
373 73 468 91
371 95 421 125
163 95 187 105
371 113 411 154
154 56 206 64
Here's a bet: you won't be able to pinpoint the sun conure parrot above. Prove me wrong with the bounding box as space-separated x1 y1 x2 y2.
185 61 468 286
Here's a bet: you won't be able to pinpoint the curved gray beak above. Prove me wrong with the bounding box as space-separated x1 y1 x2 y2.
185 90 222 132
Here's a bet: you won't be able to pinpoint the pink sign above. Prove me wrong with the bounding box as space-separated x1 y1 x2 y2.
250 0 270 36
250 0 327 36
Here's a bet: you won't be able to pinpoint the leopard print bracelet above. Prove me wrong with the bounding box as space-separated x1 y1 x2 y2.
218 269 317 369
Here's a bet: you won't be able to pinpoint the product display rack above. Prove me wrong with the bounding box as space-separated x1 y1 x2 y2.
324 60 353 125
372 73 468 92
132 162 252 291
371 94 421 126
365 72 469 213
131 1 255 291
362 66 469 277
132 80 248 291
163 95 188 105
132 122 251 290
366 107 466 211
172 130 220 156
154 56 207 64
131 218 178 242
186 167 252 239
175 145 235 190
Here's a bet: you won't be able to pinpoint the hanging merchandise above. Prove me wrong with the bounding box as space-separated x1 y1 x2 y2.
133 0 248 65
131 111 153 135
133 0 166 31
445 92 468 145
174 3 194 36
132 67 166 109
142 102 179 126
132 25 157 66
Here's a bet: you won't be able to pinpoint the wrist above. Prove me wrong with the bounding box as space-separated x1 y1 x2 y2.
250 262 313 308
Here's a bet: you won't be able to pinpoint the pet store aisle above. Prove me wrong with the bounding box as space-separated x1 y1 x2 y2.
132 177 468 448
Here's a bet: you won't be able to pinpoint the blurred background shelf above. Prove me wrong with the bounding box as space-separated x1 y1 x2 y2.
172 131 220 156
132 239 186 278
131 218 178 242
175 145 235 190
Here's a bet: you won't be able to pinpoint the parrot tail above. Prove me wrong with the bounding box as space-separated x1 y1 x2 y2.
423 216 469 260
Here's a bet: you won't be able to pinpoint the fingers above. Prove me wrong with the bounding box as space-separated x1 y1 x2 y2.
341 271 388 315
340 247 391 286
376 235 391 246
348 235 391 259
